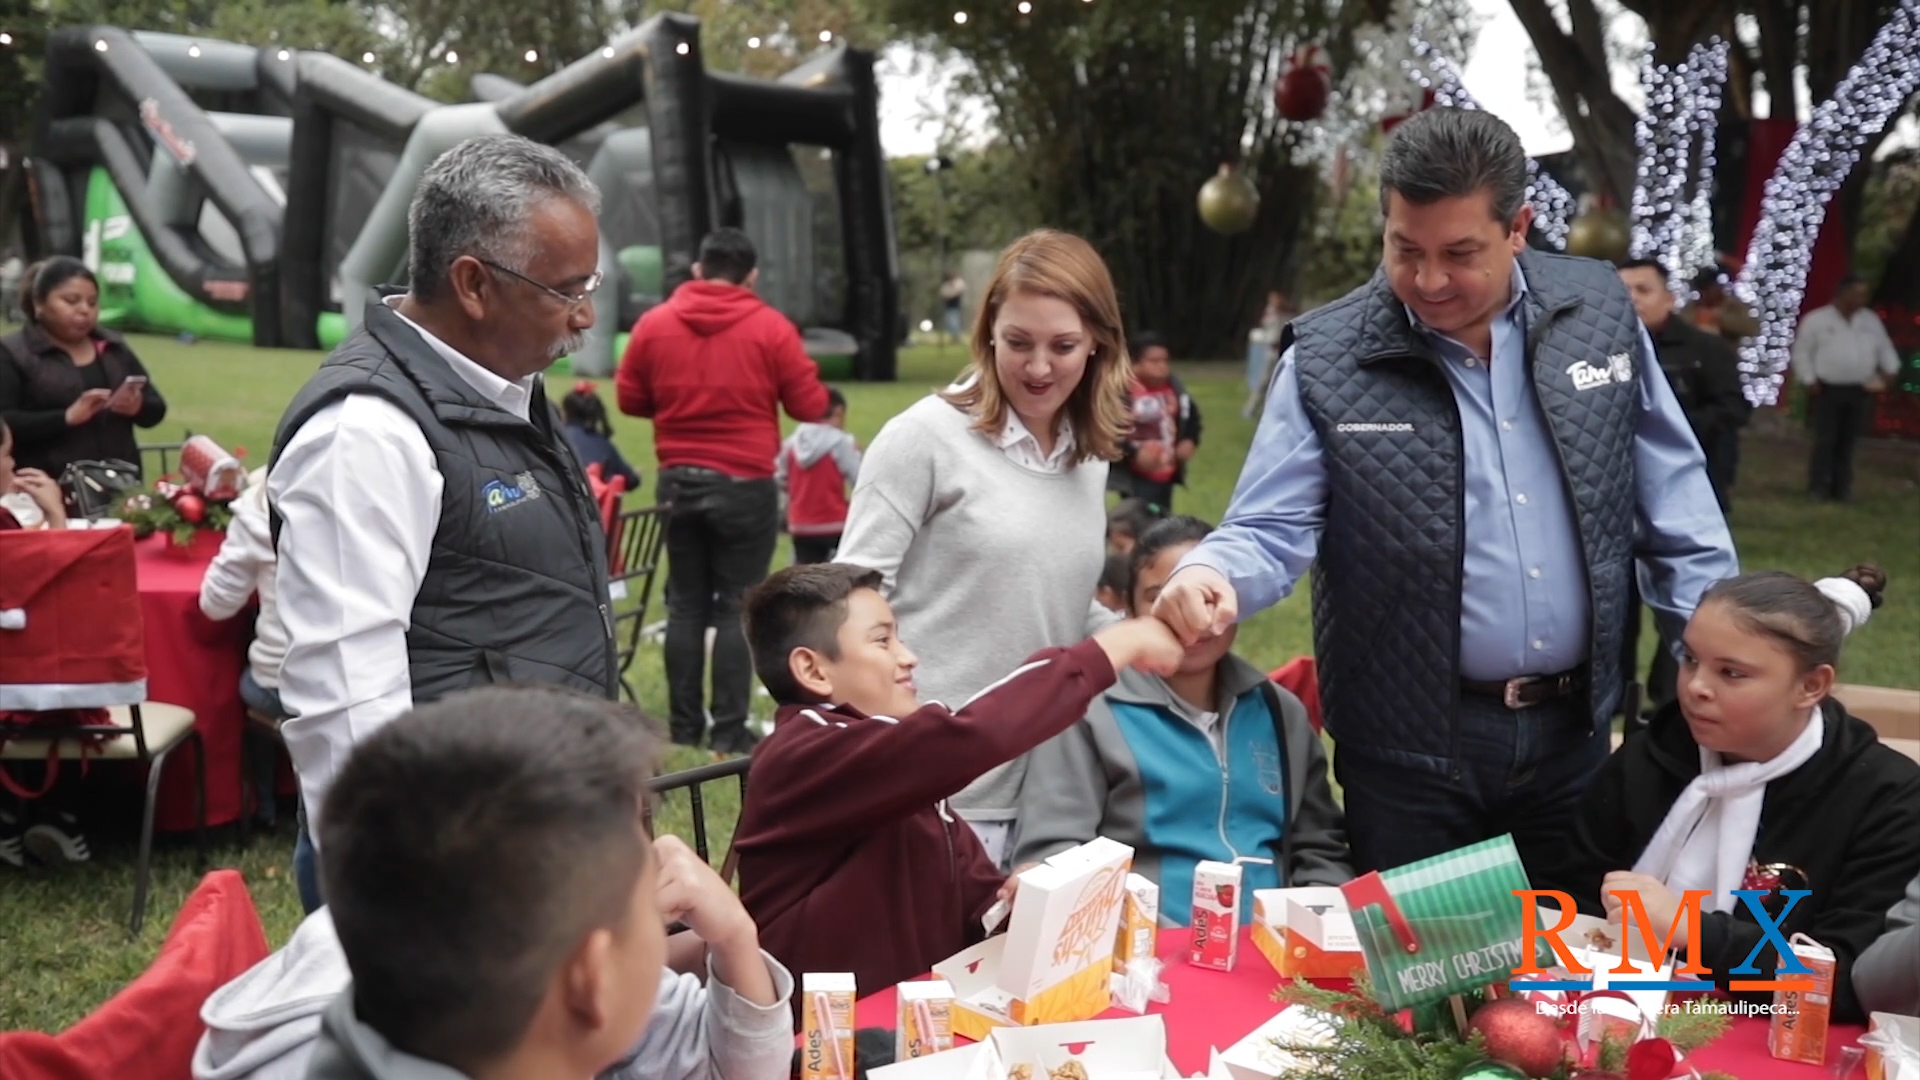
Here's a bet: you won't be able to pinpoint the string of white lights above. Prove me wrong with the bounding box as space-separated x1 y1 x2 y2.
1734 0 1920 404
1681 38 1728 285
1406 32 1575 248
1630 37 1727 293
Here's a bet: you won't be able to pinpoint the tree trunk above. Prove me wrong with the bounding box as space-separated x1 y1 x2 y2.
1505 0 1642 204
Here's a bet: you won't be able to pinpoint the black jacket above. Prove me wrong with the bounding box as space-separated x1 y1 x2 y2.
1649 316 1749 447
1537 697 1920 1023
0 324 167 478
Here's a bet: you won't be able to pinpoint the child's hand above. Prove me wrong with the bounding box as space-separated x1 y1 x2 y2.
1600 871 1688 949
654 834 780 1005
655 834 756 953
1093 617 1186 677
12 469 67 529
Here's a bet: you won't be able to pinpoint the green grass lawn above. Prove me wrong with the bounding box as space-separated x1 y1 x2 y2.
2 332 1916 1032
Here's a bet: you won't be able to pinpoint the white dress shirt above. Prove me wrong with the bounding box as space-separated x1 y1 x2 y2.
995 409 1078 473
199 468 289 688
1791 304 1901 387
269 300 536 845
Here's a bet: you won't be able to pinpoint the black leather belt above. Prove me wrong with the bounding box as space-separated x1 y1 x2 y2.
1462 666 1588 710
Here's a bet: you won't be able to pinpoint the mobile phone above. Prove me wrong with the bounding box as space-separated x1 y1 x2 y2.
112 376 148 399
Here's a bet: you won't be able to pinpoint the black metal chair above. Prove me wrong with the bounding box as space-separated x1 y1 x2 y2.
0 703 208 934
644 755 749 885
606 504 670 704
136 437 187 479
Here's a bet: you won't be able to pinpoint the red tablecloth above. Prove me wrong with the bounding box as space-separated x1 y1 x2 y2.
854 927 1866 1078
135 531 249 831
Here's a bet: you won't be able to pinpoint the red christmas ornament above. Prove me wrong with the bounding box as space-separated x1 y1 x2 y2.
1276 44 1332 121
1624 1037 1679 1080
173 492 207 524
1468 999 1569 1079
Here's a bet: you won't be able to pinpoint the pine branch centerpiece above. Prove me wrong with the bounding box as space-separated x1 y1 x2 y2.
1268 976 1732 1080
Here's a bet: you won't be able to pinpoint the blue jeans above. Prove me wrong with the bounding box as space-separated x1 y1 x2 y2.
238 670 286 827
294 817 323 914
1333 693 1608 880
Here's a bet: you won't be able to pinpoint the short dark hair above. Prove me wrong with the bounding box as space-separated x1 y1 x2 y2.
1837 273 1868 291
1128 331 1169 359
744 563 885 704
825 386 848 413
1618 258 1669 281
1690 267 1724 292
1128 515 1215 604
22 256 97 325
1379 108 1530 225
698 227 757 284
319 687 659 1073
1107 497 1159 541
1099 549 1131 595
1700 565 1887 673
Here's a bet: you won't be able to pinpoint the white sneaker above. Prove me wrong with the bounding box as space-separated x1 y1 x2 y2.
24 812 90 864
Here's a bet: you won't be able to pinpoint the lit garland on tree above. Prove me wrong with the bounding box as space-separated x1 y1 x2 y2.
1735 0 1920 404
1406 32 1576 249
1631 37 1728 294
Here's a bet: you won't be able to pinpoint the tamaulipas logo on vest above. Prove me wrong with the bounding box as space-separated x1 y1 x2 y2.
482 472 544 514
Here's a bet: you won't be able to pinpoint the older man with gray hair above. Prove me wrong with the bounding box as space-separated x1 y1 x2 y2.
1155 109 1738 877
269 134 616 911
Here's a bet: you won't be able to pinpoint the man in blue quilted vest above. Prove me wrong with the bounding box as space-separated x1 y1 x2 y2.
1154 108 1737 877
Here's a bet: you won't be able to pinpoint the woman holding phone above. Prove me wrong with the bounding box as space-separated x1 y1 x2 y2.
0 257 168 480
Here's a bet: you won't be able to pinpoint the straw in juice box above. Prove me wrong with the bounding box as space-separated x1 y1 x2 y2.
802 973 856 1079
1769 935 1836 1065
896 980 955 1059
1113 873 1159 975
1190 861 1242 971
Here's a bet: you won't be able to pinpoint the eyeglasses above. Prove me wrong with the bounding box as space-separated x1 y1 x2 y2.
479 259 604 308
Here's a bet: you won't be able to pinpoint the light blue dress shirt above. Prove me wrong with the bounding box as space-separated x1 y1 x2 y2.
1181 264 1738 682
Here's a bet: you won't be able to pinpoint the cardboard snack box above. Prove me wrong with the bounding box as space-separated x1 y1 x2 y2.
1250 887 1365 981
868 1017 1181 1080
1207 1006 1340 1080
934 838 1136 1039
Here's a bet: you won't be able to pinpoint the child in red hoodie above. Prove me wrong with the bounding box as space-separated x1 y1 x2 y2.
776 388 861 564
733 563 1183 1001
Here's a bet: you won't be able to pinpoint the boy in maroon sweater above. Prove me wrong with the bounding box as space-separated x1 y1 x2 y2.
734 563 1183 1000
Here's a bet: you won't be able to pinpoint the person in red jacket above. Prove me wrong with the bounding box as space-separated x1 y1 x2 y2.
775 387 861 564
733 562 1184 1003
617 228 830 753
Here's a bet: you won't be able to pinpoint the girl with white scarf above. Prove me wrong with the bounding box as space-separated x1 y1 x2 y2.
1540 565 1920 1023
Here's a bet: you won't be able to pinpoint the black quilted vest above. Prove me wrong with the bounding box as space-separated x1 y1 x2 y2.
270 296 617 705
1286 248 1640 773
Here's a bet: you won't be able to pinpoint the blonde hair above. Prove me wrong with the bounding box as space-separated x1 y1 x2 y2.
940 229 1132 463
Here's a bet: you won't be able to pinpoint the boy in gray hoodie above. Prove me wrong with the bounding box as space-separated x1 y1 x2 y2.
1014 517 1353 924
194 686 792 1080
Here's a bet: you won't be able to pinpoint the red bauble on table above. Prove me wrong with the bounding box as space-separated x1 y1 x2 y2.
1275 44 1332 121
172 492 207 524
1467 998 1569 1079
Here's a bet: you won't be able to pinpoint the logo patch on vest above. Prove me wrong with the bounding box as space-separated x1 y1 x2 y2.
1566 352 1634 392
1335 421 1416 433
482 471 544 514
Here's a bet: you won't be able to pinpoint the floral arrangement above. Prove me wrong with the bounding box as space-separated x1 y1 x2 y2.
113 435 245 546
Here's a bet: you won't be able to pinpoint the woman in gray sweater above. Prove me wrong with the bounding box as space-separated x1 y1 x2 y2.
836 229 1134 866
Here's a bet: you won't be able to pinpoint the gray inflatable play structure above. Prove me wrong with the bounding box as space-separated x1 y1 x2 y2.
31 13 901 379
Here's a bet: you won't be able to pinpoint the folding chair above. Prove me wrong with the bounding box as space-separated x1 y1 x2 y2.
606 504 670 704
0 527 209 935
1 705 207 933
643 755 750 885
